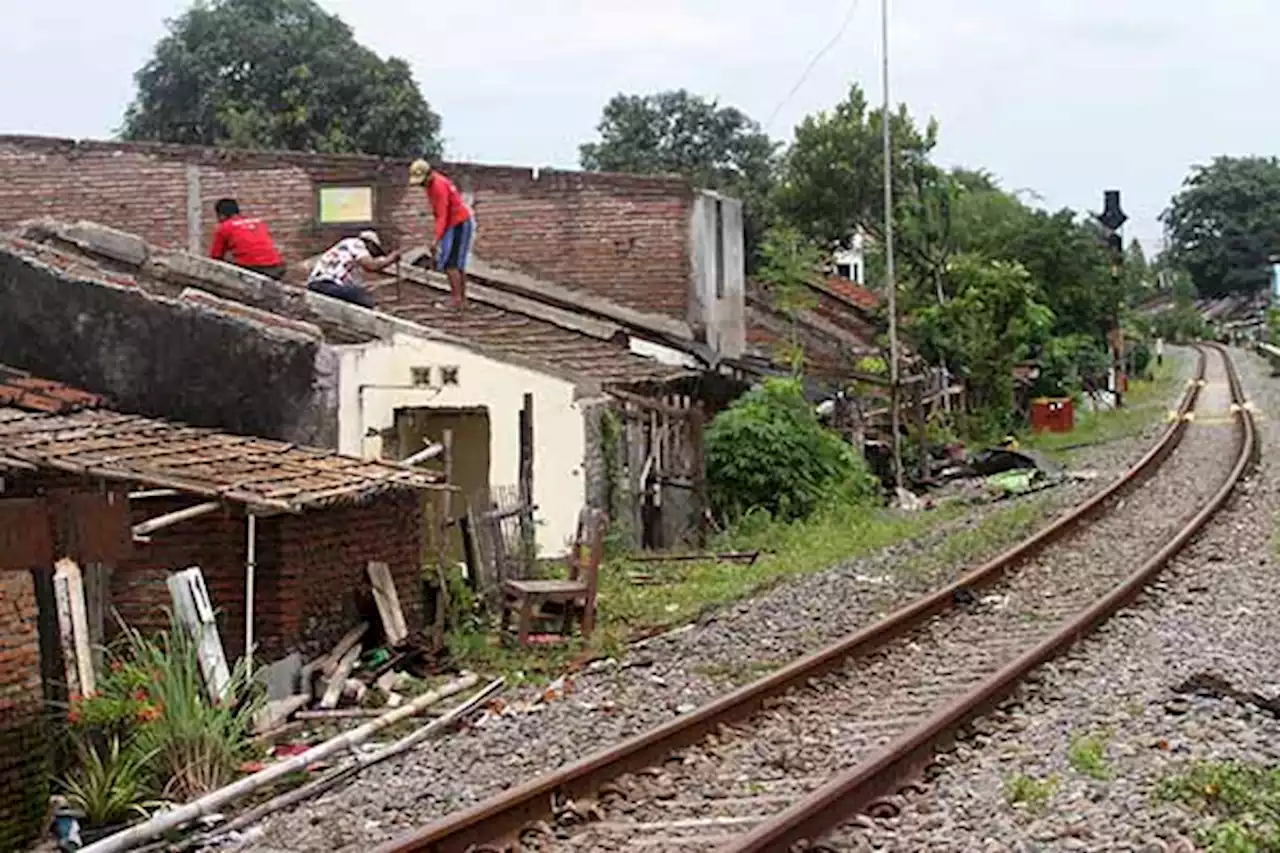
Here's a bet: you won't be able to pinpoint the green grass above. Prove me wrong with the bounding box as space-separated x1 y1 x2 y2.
1004 773 1059 811
1021 357 1184 463
1160 761 1280 852
1067 730 1112 780
447 488 1075 684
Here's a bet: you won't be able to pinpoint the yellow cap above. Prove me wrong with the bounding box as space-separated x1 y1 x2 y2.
408 159 431 186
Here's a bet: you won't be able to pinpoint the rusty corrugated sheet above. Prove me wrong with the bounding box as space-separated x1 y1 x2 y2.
48 489 132 563
0 498 52 569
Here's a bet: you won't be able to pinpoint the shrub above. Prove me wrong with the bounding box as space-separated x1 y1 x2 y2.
1033 334 1109 398
74 618 265 803
58 737 156 827
705 378 878 523
122 620 263 800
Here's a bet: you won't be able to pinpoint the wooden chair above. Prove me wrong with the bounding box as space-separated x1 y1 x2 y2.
501 508 606 645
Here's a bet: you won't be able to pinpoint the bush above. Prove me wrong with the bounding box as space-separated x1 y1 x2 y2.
1153 304 1209 343
705 378 878 523
58 737 156 827
69 617 264 805
1033 334 1109 398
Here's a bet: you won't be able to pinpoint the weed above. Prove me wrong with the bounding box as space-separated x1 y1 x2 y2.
111 617 264 801
1067 731 1111 780
58 737 157 827
1003 773 1059 810
1160 761 1280 852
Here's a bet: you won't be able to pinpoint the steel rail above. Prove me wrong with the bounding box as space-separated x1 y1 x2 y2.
374 348 1209 853
721 343 1255 853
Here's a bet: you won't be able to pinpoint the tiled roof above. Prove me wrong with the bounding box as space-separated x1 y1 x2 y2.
821 276 880 311
370 275 694 387
0 365 106 414
0 376 444 512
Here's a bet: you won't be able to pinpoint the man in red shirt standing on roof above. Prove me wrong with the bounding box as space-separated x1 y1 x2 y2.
209 198 285 279
408 159 475 310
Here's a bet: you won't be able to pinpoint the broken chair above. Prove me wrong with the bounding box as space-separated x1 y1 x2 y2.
500 508 606 645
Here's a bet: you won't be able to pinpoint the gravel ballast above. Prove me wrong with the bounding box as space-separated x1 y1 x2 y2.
821 346 1280 853
234 357 1195 853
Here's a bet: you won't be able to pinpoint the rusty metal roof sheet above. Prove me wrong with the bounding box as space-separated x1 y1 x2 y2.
0 404 444 513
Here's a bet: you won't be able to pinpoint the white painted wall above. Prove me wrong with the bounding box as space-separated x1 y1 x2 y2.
335 334 587 557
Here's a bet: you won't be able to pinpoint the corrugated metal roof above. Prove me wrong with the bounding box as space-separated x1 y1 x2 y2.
0 377 444 512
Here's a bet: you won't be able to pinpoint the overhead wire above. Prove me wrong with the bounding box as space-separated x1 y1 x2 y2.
765 0 862 131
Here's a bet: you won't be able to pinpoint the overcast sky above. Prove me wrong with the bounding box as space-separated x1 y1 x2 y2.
4 1 1276 251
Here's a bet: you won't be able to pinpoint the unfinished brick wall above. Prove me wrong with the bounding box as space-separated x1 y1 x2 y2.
0 136 695 322
274 491 426 661
118 492 425 663
0 570 48 851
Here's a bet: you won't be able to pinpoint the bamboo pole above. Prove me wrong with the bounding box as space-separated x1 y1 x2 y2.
80 673 481 853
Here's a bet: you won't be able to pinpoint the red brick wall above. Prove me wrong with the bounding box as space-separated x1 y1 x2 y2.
0 570 47 851
118 492 425 662
0 135 695 321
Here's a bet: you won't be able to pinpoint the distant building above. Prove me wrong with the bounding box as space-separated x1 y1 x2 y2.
832 231 868 286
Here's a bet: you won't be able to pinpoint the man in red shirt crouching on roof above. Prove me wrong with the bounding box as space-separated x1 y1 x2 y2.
408 159 475 310
209 198 286 279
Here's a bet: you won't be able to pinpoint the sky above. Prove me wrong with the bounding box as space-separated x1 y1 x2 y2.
4 0 1278 252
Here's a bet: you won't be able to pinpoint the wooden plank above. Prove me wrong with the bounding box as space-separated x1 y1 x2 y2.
83 562 111 679
367 562 409 646
319 644 361 709
168 567 232 700
53 558 95 699
518 392 535 569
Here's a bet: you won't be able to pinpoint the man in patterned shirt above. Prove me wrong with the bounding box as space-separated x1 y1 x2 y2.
307 230 402 308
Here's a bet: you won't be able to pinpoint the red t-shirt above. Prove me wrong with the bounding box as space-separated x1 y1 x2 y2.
424 173 473 242
209 215 282 267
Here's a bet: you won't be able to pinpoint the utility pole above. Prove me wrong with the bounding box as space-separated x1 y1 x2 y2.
882 0 903 492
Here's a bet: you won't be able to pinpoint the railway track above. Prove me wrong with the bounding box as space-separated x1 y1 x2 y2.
373 343 1254 853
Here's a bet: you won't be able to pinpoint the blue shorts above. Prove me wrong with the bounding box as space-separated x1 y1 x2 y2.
437 218 474 272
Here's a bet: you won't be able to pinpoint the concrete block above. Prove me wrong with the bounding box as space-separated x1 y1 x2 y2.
252 694 310 734
149 251 268 303
254 652 303 701
180 288 324 344
64 221 149 267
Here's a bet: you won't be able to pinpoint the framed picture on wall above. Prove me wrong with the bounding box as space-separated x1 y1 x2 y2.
316 185 376 226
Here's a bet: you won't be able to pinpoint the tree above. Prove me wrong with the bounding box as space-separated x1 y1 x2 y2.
912 255 1053 434
1162 156 1280 297
580 90 779 259
777 84 939 256
122 0 442 158
755 225 821 373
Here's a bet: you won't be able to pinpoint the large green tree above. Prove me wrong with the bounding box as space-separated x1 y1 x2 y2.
777 84 939 255
580 90 779 259
1162 156 1280 297
123 0 442 157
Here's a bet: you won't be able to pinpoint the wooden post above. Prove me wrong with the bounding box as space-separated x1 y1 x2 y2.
53 558 94 699
913 379 928 482
82 562 111 679
442 429 454 526
518 392 535 568
690 402 708 548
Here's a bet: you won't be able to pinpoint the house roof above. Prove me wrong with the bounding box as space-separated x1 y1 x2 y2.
368 269 694 386
0 367 444 513
819 276 880 311
14 220 693 390
0 364 106 413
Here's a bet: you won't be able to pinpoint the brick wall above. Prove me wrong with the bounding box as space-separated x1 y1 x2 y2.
0 570 47 851
0 135 695 322
119 492 425 662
